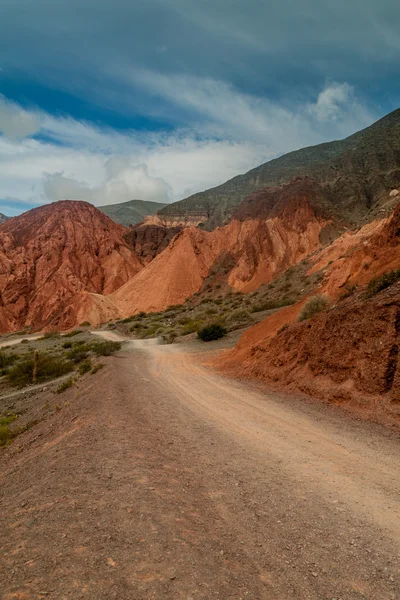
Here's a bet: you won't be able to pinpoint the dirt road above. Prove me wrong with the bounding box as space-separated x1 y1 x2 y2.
1 334 400 599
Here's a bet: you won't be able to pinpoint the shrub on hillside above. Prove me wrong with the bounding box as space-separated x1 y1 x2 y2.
297 295 329 322
78 359 92 375
7 353 74 388
197 323 227 342
66 348 89 364
64 329 83 338
91 341 122 356
56 377 74 394
251 298 293 313
0 351 17 369
42 331 60 339
365 269 400 298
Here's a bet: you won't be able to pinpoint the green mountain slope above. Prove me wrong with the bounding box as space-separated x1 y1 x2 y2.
159 108 400 228
100 199 168 227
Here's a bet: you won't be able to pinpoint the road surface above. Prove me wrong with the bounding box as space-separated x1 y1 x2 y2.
1 333 399 599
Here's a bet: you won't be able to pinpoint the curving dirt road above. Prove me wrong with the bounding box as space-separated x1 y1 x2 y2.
1 333 400 599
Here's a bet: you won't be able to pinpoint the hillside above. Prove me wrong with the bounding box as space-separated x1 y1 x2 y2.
219 201 400 422
0 201 143 332
0 212 9 225
159 108 400 229
100 199 167 226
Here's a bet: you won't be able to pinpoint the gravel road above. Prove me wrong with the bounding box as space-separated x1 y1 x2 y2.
1 333 399 599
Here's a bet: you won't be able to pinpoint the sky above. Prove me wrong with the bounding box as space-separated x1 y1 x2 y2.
0 0 399 216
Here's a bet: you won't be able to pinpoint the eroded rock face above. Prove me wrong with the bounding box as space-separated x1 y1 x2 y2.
111 180 327 315
0 201 143 332
124 222 182 264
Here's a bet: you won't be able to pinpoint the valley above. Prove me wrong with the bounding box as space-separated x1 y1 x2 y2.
1 108 400 599
1 333 400 599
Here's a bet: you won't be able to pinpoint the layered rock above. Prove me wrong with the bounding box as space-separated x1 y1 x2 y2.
111 179 327 315
218 202 400 422
0 201 142 332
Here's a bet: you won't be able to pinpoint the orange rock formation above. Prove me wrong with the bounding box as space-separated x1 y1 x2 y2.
0 201 142 332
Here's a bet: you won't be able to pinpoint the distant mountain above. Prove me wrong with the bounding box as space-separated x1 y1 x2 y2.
159 108 400 229
100 199 167 226
0 212 9 225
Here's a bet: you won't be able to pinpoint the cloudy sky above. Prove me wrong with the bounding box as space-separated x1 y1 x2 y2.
0 0 399 216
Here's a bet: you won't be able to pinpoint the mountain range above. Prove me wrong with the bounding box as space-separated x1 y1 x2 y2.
100 199 167 227
158 108 400 229
0 108 399 338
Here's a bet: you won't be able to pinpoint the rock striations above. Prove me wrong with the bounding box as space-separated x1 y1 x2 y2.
0 201 143 332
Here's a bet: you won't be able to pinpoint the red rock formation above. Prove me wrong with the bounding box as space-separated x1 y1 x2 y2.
218 203 400 423
110 179 327 315
0 201 142 332
124 222 182 265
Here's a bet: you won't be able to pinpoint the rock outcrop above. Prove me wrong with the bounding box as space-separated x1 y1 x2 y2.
0 201 142 332
218 202 400 423
111 179 327 314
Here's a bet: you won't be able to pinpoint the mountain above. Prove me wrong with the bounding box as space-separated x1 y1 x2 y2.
0 201 143 332
219 200 400 421
100 199 167 227
0 212 9 225
111 178 328 314
159 108 400 229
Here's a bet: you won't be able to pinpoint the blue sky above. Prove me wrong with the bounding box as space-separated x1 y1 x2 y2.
0 0 399 216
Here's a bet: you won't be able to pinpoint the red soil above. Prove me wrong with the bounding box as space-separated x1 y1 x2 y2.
219 204 400 424
0 201 142 332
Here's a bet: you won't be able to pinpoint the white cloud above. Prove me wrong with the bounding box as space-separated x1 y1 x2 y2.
0 80 378 214
0 96 40 140
43 161 172 206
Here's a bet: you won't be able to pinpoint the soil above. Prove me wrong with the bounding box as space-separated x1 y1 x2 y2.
1 332 400 599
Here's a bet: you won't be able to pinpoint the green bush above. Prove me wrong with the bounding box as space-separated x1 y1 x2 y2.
91 363 104 375
66 348 89 364
181 320 203 336
298 295 329 322
0 415 17 446
7 353 74 388
79 321 91 327
161 331 177 344
42 331 60 339
197 323 227 342
64 329 83 338
56 377 74 394
78 359 92 375
0 351 17 368
62 341 73 349
91 341 122 356
365 269 400 298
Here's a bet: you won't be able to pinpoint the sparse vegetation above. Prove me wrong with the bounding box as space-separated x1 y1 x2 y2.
64 329 83 338
251 298 294 313
91 363 104 375
41 331 60 339
56 377 74 394
6 352 74 388
339 283 357 301
78 359 92 375
0 351 17 368
197 323 227 342
0 414 18 446
91 341 122 356
365 269 400 298
66 348 89 364
298 295 329 322
79 321 91 327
